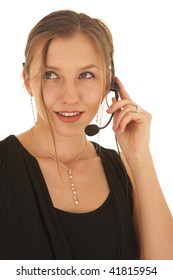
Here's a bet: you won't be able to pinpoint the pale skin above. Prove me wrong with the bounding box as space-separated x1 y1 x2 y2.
18 33 173 259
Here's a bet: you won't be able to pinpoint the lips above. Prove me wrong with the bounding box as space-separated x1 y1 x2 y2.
55 111 83 123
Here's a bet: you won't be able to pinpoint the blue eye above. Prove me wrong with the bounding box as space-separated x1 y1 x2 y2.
44 71 58 79
79 72 94 79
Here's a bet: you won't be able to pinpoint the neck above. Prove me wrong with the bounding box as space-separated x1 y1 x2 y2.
31 123 88 165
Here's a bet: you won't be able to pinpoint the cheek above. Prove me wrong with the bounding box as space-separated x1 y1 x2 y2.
42 84 58 109
85 87 103 108
82 79 103 100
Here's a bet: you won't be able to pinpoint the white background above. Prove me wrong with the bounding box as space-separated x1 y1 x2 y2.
0 0 172 213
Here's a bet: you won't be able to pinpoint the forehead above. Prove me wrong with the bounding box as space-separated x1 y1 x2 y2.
46 33 102 66
29 33 104 78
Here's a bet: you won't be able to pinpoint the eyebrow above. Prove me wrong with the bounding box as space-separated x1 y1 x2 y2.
79 64 100 70
45 64 100 71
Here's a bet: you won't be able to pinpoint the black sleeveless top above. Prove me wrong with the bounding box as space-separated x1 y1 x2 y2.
56 193 118 259
0 135 139 260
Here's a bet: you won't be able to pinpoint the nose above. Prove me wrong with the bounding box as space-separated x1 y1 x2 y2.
60 80 79 105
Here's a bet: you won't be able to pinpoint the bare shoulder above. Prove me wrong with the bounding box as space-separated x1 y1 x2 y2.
16 130 39 158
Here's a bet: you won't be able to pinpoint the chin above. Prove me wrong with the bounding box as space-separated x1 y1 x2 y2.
54 126 85 138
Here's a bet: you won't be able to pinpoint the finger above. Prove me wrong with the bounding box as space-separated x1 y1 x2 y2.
114 111 144 134
112 107 121 129
113 104 141 130
107 98 136 114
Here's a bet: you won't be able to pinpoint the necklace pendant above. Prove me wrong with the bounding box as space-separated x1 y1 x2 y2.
30 128 88 206
68 169 79 205
74 199 79 205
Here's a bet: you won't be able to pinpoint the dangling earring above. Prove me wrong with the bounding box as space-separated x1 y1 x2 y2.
30 95 36 124
95 104 101 123
97 103 104 127
95 113 99 123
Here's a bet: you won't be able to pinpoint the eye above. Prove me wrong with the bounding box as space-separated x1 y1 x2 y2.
79 72 94 79
44 71 58 80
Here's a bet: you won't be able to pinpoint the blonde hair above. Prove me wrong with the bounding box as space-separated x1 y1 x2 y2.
23 10 115 157
23 10 114 94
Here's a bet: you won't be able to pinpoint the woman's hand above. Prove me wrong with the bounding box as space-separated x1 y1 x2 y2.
107 78 173 260
107 77 152 161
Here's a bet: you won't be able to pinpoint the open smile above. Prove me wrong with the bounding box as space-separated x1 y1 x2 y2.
55 111 83 123
58 112 81 117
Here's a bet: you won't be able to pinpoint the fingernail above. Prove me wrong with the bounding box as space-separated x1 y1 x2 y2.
107 106 113 113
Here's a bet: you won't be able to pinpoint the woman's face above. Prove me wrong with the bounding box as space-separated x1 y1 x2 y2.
25 33 105 137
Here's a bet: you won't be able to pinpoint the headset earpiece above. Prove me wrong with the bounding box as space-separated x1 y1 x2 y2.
110 59 119 101
110 82 119 101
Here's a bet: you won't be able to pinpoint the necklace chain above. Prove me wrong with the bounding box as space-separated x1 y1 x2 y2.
30 128 88 205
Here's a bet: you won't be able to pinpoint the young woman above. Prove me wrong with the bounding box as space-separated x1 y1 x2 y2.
0 10 173 260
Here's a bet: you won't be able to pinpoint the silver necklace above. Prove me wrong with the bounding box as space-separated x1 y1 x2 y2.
30 128 88 205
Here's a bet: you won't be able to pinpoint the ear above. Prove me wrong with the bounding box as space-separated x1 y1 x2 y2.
22 70 32 94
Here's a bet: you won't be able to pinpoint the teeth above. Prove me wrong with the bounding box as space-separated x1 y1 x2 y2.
58 112 80 117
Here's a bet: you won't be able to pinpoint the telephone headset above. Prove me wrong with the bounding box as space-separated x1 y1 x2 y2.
85 59 131 212
85 58 121 159
85 59 119 137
